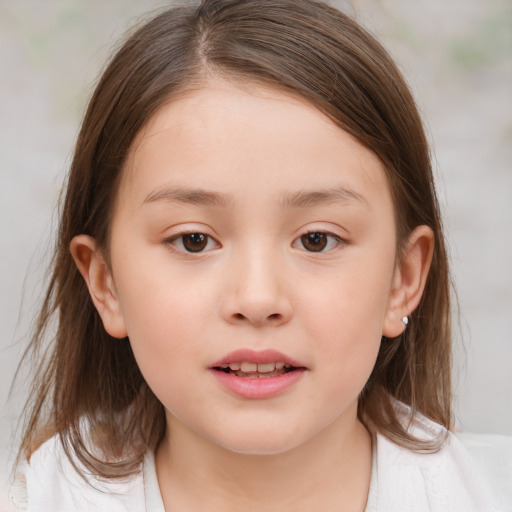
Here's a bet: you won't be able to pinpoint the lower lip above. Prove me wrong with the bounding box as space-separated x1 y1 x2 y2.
210 369 306 399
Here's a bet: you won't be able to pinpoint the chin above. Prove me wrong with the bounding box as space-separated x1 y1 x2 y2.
212 428 307 456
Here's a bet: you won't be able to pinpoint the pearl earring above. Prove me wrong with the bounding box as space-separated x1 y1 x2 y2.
401 316 409 326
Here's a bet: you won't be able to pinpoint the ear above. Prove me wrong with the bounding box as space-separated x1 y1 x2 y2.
382 225 435 338
70 235 128 339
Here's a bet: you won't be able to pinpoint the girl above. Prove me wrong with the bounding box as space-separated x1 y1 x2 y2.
9 0 503 510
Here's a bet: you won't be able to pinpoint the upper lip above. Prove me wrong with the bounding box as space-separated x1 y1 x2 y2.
210 348 305 368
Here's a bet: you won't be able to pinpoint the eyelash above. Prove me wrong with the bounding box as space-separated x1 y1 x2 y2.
164 230 344 254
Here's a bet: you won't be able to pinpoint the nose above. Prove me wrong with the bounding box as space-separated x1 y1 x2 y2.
220 246 293 327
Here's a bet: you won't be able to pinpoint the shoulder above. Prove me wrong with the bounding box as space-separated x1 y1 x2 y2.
9 435 146 512
375 403 511 511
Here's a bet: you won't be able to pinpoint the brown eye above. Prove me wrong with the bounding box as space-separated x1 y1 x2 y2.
166 231 219 254
300 232 328 252
182 233 208 252
295 231 342 253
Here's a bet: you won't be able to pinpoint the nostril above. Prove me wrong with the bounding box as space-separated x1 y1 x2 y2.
231 312 282 323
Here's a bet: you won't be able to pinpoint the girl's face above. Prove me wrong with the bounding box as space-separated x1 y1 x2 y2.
104 82 404 454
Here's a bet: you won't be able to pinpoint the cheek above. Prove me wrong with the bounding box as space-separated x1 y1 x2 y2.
306 261 393 339
302 255 392 388
114 243 212 332
112 256 214 385
308 298 382 415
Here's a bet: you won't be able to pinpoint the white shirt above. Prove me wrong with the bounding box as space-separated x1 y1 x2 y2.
9 411 510 511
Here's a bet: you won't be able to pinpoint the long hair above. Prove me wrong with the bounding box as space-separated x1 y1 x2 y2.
18 0 452 478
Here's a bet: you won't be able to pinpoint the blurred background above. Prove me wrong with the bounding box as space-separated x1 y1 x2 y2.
1 0 511 504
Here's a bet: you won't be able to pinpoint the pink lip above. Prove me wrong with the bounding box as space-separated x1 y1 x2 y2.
211 369 306 399
210 348 305 368
209 348 307 399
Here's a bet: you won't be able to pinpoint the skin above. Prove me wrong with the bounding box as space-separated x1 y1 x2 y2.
71 81 434 511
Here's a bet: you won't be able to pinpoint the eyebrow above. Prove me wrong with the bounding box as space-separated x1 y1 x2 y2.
142 185 369 209
143 187 233 208
279 186 369 209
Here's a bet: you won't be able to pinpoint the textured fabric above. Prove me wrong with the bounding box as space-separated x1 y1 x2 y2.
9 436 145 512
375 427 500 511
456 432 512 511
9 411 508 511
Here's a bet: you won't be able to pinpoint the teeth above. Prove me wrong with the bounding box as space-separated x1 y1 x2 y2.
222 362 291 373
257 362 275 372
240 362 257 372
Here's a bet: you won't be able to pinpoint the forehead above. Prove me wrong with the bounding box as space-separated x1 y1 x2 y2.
119 82 391 212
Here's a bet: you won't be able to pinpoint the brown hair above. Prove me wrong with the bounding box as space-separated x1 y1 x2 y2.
17 0 452 478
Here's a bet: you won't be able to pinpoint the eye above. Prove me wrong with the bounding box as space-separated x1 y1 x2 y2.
167 232 219 253
293 231 342 253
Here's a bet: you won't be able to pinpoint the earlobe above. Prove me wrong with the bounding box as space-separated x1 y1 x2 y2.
382 225 435 338
70 235 128 339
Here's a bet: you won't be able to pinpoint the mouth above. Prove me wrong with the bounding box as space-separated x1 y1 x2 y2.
210 348 306 380
213 361 300 378
210 349 306 398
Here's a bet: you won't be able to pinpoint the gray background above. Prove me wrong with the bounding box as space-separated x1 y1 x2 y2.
1 0 511 505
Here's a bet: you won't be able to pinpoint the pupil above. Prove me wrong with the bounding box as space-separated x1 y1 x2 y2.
301 232 327 252
183 233 207 252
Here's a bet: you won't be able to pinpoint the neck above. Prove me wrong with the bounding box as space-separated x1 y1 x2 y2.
155 411 372 512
